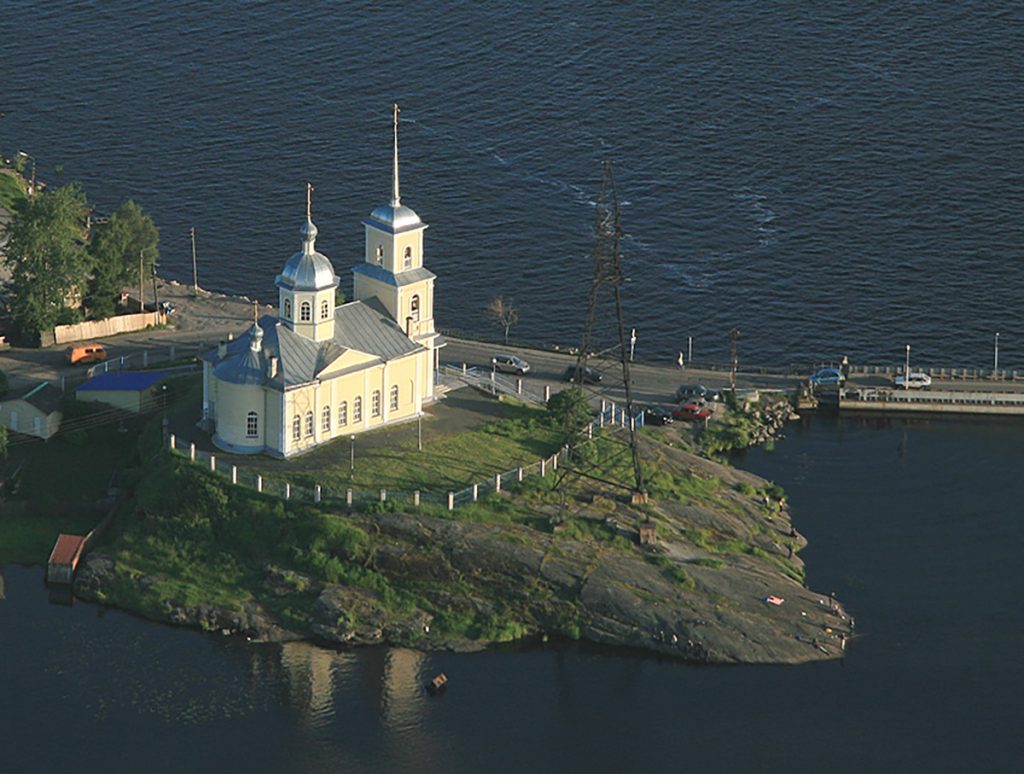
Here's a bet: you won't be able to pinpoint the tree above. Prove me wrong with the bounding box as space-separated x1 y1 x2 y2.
86 199 160 319
485 295 519 344
2 183 92 340
0 425 7 460
547 386 592 440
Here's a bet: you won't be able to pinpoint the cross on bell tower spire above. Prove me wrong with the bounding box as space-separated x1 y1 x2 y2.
391 103 401 207
306 181 314 220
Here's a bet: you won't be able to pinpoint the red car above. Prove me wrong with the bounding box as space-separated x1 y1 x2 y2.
672 400 711 421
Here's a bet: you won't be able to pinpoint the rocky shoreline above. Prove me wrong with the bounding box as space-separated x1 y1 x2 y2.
74 439 853 666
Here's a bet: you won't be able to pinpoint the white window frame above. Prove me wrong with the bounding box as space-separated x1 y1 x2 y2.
389 384 399 411
305 410 314 437
338 401 348 426
353 396 363 423
246 411 258 438
322 405 331 433
292 415 301 441
371 390 381 417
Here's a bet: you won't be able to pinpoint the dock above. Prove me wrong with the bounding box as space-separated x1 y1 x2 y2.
839 388 1024 416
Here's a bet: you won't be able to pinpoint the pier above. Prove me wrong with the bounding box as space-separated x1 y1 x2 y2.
839 388 1024 416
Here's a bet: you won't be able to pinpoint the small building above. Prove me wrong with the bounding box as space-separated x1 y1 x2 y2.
47 533 87 584
1 381 63 439
74 370 172 414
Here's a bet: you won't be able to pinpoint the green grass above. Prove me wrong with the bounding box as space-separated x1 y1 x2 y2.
261 400 563 493
0 509 99 565
0 171 27 213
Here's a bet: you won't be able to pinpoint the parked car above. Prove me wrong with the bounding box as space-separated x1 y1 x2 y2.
809 367 845 386
65 343 108 365
893 371 932 389
563 365 603 384
642 405 674 425
491 354 530 375
675 384 721 403
673 401 711 421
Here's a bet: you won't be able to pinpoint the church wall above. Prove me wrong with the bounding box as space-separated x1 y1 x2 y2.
353 273 399 321
213 381 268 451
364 226 424 275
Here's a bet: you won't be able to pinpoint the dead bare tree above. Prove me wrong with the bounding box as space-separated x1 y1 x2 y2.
485 296 519 344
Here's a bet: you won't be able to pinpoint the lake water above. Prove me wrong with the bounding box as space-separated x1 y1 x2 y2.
1 1 1021 367
3 415 1023 773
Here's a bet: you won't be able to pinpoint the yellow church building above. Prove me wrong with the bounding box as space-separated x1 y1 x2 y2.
202 105 442 457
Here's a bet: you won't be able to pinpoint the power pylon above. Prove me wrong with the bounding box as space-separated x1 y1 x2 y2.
572 161 646 502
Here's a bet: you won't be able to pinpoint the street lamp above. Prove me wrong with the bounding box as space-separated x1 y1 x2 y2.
994 332 1000 375
350 434 356 475
904 344 910 390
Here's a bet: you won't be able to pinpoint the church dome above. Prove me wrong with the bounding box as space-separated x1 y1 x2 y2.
369 203 422 231
276 217 338 291
214 323 267 386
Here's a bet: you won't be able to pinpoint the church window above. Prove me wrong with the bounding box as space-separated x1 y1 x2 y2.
353 396 363 422
284 299 292 319
320 299 329 320
305 411 314 437
338 401 348 426
372 390 381 417
246 411 258 438
390 385 399 411
375 244 384 265
410 294 420 321
403 246 412 270
300 301 311 322
322 405 331 433
292 415 301 441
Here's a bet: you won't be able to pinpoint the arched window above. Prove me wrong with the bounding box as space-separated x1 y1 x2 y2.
375 244 384 265
371 390 381 417
246 411 258 438
305 410 314 437
353 396 363 422
338 401 348 426
410 294 420 321
403 246 412 270
300 301 311 322
322 405 331 433
292 415 301 441
284 299 292 319
390 384 399 411
320 299 329 320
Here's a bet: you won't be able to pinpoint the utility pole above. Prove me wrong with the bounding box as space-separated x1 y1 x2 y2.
190 227 199 294
139 252 145 312
904 344 910 390
994 332 1000 375
729 328 740 391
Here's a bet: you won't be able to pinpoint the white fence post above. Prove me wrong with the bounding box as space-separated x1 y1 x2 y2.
540 458 546 477
414 490 421 507
517 467 523 482
285 483 291 500
209 455 216 472
472 483 479 502
380 489 387 503
494 473 501 493
231 465 237 485
516 378 523 395
256 475 263 493
315 484 322 503
587 423 593 439
189 443 196 462
552 454 558 471
544 385 551 402
169 433 176 450
346 489 353 507
447 491 455 511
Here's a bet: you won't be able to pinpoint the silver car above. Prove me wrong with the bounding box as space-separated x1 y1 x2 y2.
491 354 531 375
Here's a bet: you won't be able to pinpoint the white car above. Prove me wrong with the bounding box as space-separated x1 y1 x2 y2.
893 371 932 389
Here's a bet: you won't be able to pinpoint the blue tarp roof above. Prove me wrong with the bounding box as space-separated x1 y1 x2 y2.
75 370 173 392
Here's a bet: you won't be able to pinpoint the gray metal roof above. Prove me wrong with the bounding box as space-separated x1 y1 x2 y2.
352 263 435 287
20 382 62 414
205 303 422 392
367 203 423 233
276 218 339 291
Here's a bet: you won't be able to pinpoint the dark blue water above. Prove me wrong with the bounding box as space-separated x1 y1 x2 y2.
3 416 1023 773
2 1 1021 367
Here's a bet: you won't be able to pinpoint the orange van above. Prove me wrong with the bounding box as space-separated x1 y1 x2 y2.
65 343 108 365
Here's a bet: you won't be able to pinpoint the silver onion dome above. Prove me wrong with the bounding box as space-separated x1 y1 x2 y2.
369 203 422 230
276 217 338 291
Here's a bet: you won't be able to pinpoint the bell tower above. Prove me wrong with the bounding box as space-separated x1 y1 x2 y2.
353 104 437 346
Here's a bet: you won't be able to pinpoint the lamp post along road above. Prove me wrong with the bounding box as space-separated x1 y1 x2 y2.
904 344 910 390
994 332 1000 374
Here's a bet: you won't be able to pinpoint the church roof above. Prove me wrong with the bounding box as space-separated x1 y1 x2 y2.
365 204 424 234
203 301 422 390
351 263 436 287
276 218 339 291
